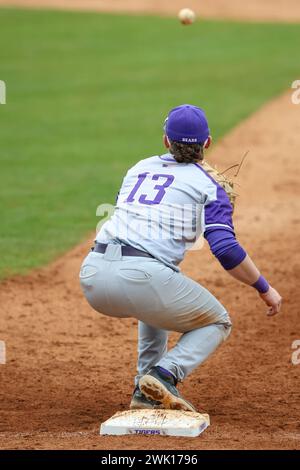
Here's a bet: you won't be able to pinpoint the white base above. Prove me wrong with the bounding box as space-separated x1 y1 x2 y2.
100 409 210 438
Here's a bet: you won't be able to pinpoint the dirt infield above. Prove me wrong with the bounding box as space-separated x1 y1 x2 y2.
1 0 300 23
0 90 299 449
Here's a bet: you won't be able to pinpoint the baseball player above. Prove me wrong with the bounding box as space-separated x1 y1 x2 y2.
80 105 282 412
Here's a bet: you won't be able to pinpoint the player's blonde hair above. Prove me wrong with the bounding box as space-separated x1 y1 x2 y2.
169 141 204 164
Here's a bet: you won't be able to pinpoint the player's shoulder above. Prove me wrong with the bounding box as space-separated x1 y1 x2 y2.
189 162 217 189
126 155 163 174
192 162 233 205
136 155 161 166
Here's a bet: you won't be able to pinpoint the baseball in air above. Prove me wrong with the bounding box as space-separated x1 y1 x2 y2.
178 8 196 25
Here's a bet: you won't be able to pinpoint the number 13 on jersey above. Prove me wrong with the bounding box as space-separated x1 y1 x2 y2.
126 172 175 205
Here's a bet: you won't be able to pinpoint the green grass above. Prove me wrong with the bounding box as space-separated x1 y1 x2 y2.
0 8 299 278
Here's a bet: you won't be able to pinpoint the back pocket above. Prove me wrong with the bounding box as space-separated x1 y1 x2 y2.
119 268 151 281
79 265 98 279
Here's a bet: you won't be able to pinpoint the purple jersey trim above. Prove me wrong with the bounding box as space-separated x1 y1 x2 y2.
252 275 269 294
205 227 247 270
194 163 234 230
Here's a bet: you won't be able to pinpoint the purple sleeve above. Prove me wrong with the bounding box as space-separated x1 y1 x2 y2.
203 179 247 269
204 227 247 270
204 184 234 230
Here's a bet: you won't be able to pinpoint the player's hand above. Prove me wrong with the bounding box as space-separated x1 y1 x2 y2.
259 286 282 316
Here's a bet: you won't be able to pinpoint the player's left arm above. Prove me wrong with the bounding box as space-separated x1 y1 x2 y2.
227 255 282 316
204 186 282 316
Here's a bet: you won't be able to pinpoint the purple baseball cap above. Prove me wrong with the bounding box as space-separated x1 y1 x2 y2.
164 104 210 145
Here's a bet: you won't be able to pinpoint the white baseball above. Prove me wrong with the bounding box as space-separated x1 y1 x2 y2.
178 8 196 25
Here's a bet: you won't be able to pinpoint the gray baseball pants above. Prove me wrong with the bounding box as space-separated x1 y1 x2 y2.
79 244 232 383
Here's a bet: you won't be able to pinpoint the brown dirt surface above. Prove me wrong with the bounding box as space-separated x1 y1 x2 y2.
1 0 300 23
0 90 300 450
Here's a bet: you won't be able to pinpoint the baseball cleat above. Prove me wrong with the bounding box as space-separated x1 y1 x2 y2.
130 386 162 410
139 366 197 413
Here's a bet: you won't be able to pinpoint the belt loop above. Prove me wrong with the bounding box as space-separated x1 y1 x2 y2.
103 244 122 261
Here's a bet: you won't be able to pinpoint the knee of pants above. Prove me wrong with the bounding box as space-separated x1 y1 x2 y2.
216 322 232 342
211 306 232 340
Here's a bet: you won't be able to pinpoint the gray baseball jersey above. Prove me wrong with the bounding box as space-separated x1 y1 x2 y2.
97 153 233 270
